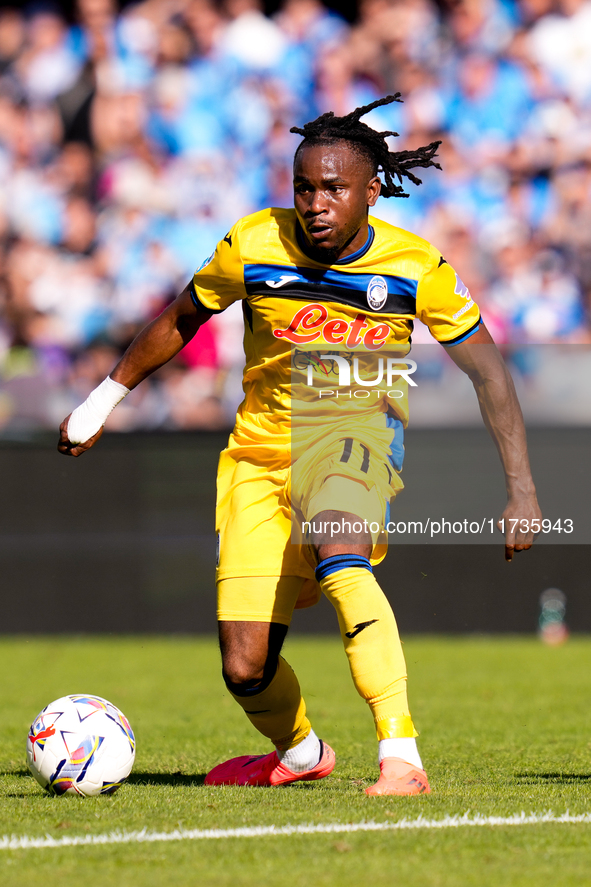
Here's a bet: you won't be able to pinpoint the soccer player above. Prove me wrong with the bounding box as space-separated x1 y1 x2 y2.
58 96 541 795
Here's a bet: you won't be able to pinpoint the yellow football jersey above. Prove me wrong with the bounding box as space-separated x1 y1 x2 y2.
190 207 481 463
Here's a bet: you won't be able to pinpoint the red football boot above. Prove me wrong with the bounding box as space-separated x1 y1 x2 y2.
204 740 335 787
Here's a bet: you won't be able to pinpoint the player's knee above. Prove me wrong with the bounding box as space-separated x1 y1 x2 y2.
222 654 267 691
310 510 373 563
221 645 280 693
218 621 286 693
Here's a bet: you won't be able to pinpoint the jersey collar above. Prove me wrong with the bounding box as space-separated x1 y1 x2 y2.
295 222 375 265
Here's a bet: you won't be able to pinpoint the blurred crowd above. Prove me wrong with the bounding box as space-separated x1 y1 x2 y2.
0 0 590 433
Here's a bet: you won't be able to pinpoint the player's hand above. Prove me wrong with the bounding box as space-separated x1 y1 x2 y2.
57 414 104 457
498 494 542 562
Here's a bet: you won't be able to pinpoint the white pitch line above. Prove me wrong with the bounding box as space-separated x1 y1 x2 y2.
1 811 591 851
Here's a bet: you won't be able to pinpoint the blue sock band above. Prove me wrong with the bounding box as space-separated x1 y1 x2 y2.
315 554 373 583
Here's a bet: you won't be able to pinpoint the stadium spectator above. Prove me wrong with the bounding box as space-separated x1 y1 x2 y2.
0 0 588 433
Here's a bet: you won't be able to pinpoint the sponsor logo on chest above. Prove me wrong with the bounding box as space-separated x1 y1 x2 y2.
272 303 391 350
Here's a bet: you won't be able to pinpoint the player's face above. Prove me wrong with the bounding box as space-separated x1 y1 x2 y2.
293 142 381 263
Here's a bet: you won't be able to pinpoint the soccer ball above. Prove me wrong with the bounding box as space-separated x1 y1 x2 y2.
26 694 135 797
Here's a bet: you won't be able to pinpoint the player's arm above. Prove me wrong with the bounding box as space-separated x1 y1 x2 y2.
110 285 208 390
58 285 211 457
445 323 542 561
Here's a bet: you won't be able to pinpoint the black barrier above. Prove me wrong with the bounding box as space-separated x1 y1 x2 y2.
0 430 589 633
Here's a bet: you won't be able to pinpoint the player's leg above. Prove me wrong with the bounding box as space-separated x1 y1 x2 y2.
313 510 430 796
218 613 310 754
204 576 335 786
219 619 287 692
208 451 334 786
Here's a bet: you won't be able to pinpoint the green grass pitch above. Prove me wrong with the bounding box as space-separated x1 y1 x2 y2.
1 635 591 886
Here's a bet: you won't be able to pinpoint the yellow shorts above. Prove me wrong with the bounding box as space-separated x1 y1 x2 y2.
215 430 403 622
217 576 315 624
291 432 403 554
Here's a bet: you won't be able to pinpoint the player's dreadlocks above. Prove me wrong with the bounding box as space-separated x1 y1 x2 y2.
290 94 441 198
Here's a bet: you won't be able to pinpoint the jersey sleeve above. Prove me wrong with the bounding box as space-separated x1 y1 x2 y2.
189 221 246 313
415 253 482 345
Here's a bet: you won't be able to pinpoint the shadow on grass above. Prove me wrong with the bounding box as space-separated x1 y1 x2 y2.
516 772 591 784
0 768 209 791
127 771 207 787
0 769 39 799
126 773 324 789
1 768 327 791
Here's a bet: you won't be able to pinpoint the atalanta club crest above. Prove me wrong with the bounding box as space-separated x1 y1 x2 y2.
366 275 388 311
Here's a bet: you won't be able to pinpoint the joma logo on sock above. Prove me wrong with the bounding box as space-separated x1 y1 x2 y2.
345 620 379 639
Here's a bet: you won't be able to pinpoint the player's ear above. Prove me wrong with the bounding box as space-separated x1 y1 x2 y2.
367 176 381 207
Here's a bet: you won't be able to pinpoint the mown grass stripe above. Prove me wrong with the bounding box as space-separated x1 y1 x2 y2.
2 811 591 851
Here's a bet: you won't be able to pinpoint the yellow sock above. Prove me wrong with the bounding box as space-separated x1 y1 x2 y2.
227 656 311 751
317 559 417 740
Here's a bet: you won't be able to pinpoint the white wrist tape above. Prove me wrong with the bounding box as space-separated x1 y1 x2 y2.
67 376 130 444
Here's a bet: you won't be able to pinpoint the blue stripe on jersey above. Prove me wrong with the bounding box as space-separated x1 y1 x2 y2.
243 264 418 315
244 264 417 298
441 317 482 346
386 415 405 472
